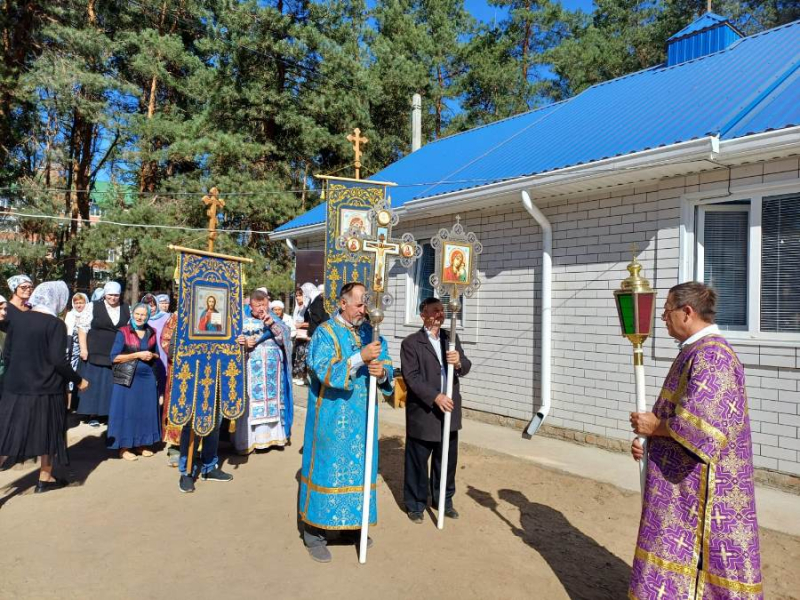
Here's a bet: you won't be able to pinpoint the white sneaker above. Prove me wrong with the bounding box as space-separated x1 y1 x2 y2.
293 378 305 386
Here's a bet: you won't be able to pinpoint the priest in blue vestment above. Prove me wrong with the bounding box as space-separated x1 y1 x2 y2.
299 282 393 563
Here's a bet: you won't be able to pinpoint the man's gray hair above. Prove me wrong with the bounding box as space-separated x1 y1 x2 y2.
669 281 717 323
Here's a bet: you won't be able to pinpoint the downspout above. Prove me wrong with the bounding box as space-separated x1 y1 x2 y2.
521 190 552 436
285 238 297 286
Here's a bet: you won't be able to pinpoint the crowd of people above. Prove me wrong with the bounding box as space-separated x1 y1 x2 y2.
0 273 764 596
0 275 328 490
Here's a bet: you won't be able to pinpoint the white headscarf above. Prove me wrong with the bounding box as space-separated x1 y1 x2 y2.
0 294 6 304
91 287 105 302
104 281 122 296
30 281 70 317
7 274 32 293
301 282 319 304
270 300 285 311
65 292 89 336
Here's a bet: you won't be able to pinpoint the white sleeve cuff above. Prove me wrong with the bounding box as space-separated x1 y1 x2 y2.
349 351 364 375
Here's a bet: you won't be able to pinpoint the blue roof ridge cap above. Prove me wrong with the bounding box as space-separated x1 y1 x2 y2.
591 19 799 90
667 12 743 42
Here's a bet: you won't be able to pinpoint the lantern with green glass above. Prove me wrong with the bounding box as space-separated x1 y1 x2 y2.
613 255 656 496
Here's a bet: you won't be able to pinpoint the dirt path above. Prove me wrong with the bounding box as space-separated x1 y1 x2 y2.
1 410 798 600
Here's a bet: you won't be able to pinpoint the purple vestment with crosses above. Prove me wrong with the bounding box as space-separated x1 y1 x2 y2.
629 335 763 600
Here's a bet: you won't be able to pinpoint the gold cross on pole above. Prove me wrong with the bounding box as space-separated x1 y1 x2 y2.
202 186 226 252
347 128 368 179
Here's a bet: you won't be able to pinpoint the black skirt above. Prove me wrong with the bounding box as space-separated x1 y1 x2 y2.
0 392 69 469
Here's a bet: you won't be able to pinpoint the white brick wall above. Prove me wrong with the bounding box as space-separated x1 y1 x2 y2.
293 156 800 477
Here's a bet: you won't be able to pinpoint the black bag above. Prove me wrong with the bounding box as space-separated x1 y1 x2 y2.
112 358 138 387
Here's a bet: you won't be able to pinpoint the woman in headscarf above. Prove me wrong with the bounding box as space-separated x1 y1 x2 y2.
291 282 318 385
1 275 33 335
64 292 89 408
107 302 165 461
141 293 170 371
76 281 131 426
156 294 171 316
0 281 89 493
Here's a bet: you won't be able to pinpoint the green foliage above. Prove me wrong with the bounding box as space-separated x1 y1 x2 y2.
0 0 790 294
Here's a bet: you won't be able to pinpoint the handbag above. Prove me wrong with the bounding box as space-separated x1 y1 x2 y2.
112 358 138 387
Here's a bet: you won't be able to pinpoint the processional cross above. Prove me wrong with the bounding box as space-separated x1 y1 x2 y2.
338 202 419 297
336 199 419 565
202 186 226 251
347 128 369 180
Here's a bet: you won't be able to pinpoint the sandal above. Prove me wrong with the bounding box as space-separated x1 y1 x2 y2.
138 448 154 458
120 449 138 461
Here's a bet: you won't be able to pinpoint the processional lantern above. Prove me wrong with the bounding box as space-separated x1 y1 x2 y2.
613 255 657 347
613 253 656 497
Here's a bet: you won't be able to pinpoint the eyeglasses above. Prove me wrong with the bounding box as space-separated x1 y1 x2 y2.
661 305 683 318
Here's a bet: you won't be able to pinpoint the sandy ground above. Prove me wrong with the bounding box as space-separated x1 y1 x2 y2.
1 407 799 600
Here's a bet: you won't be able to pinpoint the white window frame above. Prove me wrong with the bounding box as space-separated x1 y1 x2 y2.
404 241 466 328
680 179 800 345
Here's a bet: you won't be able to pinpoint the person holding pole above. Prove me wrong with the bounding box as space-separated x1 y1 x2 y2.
401 297 471 524
298 282 393 563
628 282 762 599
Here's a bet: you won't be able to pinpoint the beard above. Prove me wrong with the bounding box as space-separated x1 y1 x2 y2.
350 315 365 327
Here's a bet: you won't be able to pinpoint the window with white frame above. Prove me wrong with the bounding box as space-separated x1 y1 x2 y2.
688 188 800 338
406 242 464 326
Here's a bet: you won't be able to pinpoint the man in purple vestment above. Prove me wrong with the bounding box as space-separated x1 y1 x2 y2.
629 282 762 600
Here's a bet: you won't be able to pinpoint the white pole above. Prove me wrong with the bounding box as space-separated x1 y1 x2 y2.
359 297 384 564
436 352 455 530
359 373 378 562
411 94 422 152
437 295 460 530
633 344 647 496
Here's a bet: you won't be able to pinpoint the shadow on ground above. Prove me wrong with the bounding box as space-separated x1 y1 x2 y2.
378 435 406 512
467 485 631 600
1 432 112 509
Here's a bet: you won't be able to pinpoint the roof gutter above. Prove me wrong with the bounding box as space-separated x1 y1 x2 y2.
521 190 552 437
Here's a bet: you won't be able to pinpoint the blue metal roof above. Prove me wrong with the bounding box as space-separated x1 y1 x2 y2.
276 20 800 234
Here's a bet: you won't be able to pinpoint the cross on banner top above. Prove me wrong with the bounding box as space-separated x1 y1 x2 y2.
347 128 369 179
202 186 226 252
336 201 419 296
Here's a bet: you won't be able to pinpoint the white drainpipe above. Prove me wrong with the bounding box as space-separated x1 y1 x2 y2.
285 238 297 254
521 190 552 436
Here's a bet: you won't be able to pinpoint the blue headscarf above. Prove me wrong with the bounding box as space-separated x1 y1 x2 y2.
129 302 151 331
141 293 166 321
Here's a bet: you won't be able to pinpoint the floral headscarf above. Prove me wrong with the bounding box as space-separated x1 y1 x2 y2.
7 274 32 293
30 281 70 317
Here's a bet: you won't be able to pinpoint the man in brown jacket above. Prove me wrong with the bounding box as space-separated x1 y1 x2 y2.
400 297 471 524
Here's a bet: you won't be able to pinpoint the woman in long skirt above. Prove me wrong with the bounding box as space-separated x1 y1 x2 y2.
63 292 88 409
106 303 164 461
76 281 130 426
0 281 88 493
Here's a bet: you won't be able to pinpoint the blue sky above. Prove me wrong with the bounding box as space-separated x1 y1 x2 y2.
465 0 595 25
